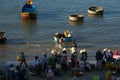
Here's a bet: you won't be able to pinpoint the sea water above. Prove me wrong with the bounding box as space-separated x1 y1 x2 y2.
0 0 120 62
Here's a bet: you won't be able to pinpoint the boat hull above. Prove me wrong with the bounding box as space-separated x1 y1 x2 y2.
0 38 7 43
21 12 36 20
88 6 104 15
54 37 73 42
69 14 84 22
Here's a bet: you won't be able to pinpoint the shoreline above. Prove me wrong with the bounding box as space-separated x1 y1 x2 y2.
0 45 119 63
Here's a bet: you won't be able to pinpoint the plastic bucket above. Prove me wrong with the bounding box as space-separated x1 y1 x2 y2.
93 76 100 80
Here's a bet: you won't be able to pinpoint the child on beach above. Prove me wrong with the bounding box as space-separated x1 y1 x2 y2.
46 65 53 80
19 52 28 68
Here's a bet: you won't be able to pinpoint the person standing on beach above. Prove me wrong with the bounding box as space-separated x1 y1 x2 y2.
106 49 113 62
32 56 39 68
62 48 67 54
95 49 103 70
80 49 88 62
19 52 28 68
39 51 48 73
61 53 67 73
102 48 108 67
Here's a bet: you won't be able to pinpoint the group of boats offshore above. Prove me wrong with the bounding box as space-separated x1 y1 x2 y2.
0 0 104 44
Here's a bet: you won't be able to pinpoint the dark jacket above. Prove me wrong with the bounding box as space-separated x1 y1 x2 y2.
81 52 87 62
96 50 103 61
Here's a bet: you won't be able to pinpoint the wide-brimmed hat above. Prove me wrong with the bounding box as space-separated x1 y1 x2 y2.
82 49 86 52
80 50 83 53
70 47 76 51
108 49 111 52
63 48 66 51
103 48 107 52
51 50 55 54
71 50 76 53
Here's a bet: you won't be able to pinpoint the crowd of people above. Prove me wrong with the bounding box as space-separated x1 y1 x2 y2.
3 46 120 80
1 30 119 80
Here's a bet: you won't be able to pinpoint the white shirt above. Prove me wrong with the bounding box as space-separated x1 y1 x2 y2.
46 68 53 77
32 59 39 67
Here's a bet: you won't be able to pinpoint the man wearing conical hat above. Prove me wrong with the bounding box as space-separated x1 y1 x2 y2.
105 49 113 62
62 48 66 51
70 47 76 53
62 48 67 54
80 49 88 62
102 48 108 67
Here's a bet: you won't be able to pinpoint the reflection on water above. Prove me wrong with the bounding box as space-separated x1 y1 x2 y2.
0 44 7 50
21 19 37 35
69 21 84 26
87 14 104 18
21 19 36 27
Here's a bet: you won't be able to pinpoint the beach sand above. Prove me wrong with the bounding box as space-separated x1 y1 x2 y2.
29 68 107 80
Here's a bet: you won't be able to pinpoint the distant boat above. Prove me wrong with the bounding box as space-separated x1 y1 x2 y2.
21 0 37 20
0 31 7 43
54 30 73 42
54 36 73 42
88 6 104 15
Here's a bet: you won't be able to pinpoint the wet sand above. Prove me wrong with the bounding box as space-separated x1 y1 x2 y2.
28 68 107 80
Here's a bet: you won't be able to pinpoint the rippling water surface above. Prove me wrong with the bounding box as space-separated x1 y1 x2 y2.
0 0 120 61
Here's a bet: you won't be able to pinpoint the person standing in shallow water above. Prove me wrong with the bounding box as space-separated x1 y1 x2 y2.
19 52 28 68
71 39 77 49
54 32 63 49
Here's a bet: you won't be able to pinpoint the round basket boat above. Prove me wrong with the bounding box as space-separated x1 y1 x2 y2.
21 1 37 20
21 12 36 20
88 6 104 15
69 14 84 22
